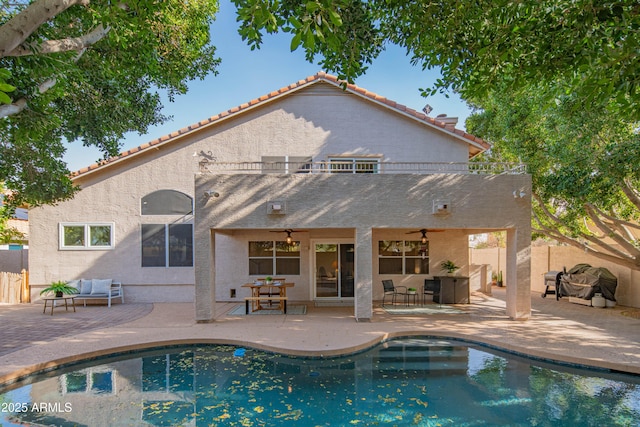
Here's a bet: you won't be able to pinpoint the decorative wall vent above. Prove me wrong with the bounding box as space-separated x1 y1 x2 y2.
267 201 286 215
432 200 451 215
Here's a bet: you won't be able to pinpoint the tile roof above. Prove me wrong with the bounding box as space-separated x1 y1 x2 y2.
71 71 489 178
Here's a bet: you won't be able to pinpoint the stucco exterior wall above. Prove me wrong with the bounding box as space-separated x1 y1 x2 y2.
195 173 532 320
28 81 473 303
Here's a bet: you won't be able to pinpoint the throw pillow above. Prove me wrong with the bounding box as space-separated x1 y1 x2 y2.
67 280 81 292
91 279 112 295
80 279 92 294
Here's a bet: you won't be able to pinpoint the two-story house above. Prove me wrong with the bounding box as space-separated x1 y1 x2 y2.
29 72 532 321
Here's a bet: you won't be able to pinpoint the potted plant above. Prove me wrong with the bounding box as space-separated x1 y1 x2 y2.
408 287 417 294
265 276 273 285
441 260 460 276
497 271 504 287
491 272 498 286
40 281 79 298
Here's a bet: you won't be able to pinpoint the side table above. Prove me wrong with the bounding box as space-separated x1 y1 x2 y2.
407 292 418 306
42 296 77 315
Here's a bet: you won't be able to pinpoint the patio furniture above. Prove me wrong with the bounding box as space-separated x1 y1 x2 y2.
255 277 286 307
42 295 76 315
433 276 470 304
242 281 294 312
423 278 442 306
69 279 124 307
382 280 408 306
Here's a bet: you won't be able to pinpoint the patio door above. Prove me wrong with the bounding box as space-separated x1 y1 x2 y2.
314 242 355 299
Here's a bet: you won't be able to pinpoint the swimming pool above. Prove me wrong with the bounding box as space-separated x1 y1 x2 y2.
1 337 639 426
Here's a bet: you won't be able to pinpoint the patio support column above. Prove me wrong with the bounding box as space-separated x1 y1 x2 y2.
195 228 216 322
505 228 531 320
354 227 373 321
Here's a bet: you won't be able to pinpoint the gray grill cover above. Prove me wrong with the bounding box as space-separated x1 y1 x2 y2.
558 264 618 301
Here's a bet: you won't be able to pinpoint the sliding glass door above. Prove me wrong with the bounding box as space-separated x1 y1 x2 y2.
314 242 354 299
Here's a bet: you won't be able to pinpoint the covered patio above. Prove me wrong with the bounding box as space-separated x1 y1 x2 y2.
193 169 532 322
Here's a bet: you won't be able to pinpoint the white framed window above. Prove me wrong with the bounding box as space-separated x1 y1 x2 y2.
59 223 114 250
378 240 429 274
329 157 380 173
249 241 301 275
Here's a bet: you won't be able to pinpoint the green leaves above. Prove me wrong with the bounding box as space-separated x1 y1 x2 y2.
0 68 15 104
468 81 640 268
234 0 381 82
236 0 639 119
0 0 220 208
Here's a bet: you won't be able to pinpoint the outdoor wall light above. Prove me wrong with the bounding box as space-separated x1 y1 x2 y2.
513 190 526 199
204 190 220 198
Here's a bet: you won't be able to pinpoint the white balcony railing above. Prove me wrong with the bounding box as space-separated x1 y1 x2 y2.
201 161 527 175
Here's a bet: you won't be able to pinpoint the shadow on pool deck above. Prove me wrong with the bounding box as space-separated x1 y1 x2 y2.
0 287 639 385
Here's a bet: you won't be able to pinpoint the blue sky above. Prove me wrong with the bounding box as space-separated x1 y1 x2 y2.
63 0 473 172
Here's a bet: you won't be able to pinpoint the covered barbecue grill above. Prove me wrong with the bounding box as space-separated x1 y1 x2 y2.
558 263 618 301
545 264 618 301
543 264 618 302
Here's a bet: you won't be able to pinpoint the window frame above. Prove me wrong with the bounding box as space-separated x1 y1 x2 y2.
249 240 301 276
59 223 115 250
378 240 429 275
141 223 194 268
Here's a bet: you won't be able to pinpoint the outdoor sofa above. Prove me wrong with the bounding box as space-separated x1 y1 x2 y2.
67 279 124 307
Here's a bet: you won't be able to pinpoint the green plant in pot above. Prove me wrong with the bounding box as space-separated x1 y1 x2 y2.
497 271 504 287
441 260 460 275
265 276 273 284
40 281 79 298
408 287 417 294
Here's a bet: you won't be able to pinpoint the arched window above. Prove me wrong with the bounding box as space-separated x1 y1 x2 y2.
141 190 192 215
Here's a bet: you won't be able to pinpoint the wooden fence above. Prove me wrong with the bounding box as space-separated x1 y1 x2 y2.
0 269 29 303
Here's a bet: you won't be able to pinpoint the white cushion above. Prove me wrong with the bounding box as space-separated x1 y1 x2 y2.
67 280 81 292
91 279 112 295
80 279 92 294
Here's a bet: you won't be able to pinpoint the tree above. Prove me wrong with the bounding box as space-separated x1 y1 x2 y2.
467 83 640 270
0 0 220 214
233 0 640 270
233 0 640 120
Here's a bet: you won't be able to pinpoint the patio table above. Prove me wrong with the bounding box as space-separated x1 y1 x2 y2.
241 282 294 312
42 296 77 315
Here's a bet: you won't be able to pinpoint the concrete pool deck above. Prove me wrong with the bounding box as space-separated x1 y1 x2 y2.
0 287 639 386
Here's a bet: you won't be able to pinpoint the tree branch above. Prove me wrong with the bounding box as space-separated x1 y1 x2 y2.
584 202 640 257
0 76 56 118
532 194 640 270
621 178 640 211
0 0 90 58
6 24 109 56
0 97 27 117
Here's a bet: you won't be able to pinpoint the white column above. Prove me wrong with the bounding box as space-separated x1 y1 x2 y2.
505 228 531 320
354 227 373 321
195 229 216 322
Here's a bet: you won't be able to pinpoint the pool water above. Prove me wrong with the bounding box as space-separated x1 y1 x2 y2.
1 338 639 426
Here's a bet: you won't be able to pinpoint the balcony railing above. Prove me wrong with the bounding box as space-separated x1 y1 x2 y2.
201 161 527 175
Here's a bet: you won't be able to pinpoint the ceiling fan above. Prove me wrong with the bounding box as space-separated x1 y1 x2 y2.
269 229 307 244
405 228 443 244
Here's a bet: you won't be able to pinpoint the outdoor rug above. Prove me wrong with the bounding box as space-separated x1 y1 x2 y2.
382 305 465 315
227 304 307 316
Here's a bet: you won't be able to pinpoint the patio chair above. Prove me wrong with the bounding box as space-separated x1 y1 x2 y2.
258 277 285 307
382 280 408 307
423 278 442 307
